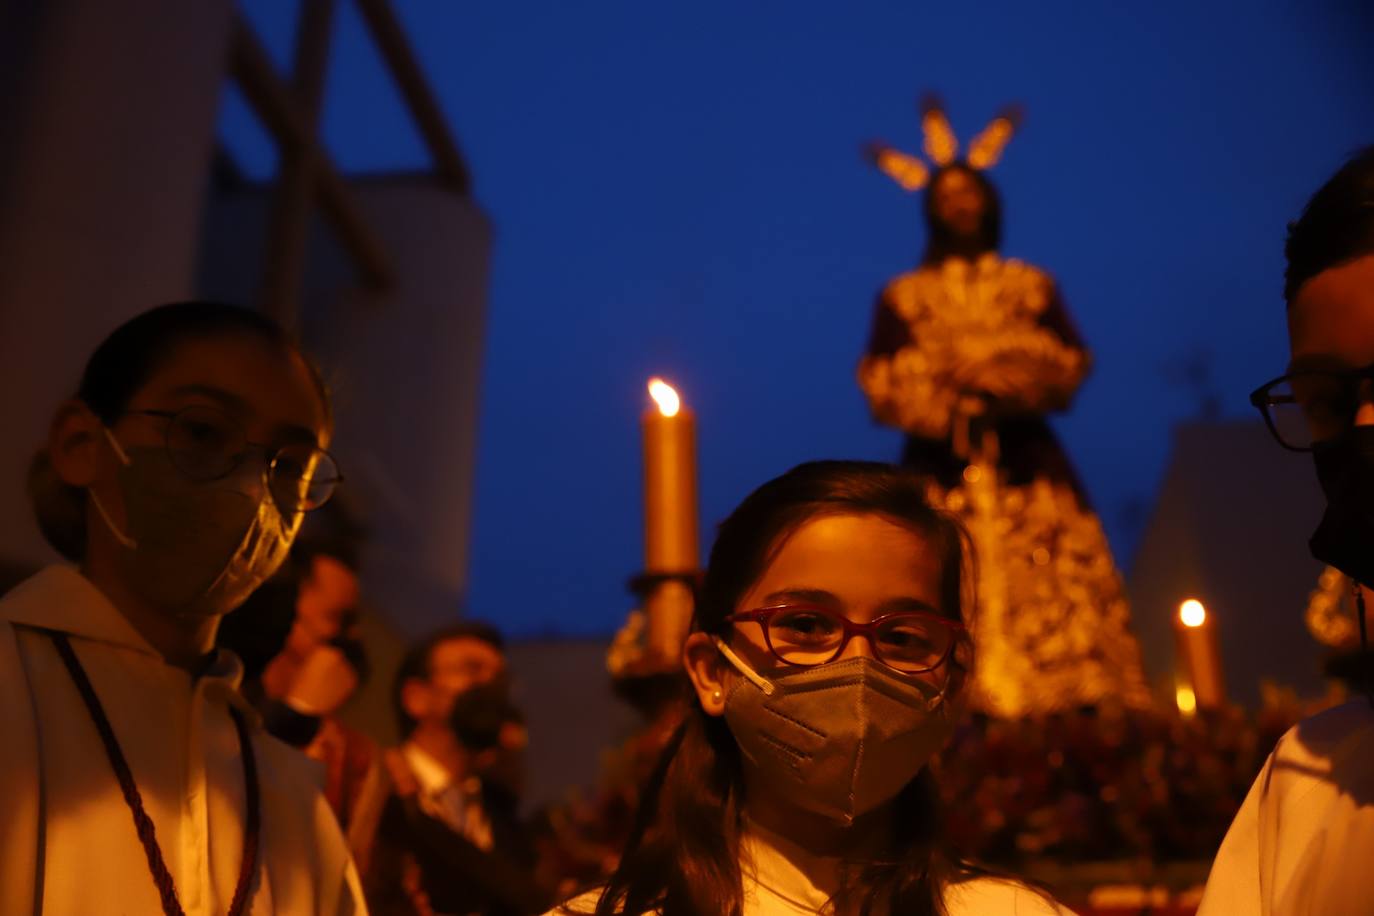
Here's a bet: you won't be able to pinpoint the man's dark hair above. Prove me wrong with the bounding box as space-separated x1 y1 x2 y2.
1285 146 1374 303
392 622 506 738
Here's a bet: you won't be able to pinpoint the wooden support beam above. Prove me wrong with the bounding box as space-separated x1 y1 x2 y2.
228 14 395 294
259 0 339 327
353 0 471 193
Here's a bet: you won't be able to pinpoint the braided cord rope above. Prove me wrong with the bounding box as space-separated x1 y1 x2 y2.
49 632 260 916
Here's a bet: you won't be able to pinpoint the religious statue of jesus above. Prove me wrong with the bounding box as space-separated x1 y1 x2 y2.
859 97 1151 716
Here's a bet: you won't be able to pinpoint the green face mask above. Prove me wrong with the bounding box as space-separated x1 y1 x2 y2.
90 428 300 619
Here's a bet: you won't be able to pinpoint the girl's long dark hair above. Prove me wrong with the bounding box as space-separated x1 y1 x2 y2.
584 460 981 916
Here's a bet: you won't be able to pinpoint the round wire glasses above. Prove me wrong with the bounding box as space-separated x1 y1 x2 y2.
127 405 342 512
726 604 965 675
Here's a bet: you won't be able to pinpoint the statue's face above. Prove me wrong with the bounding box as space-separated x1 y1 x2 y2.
931 168 986 239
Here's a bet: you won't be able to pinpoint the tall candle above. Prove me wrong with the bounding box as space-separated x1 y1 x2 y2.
642 378 699 664
1174 598 1225 710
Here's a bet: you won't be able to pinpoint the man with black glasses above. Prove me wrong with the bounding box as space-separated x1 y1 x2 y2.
1198 148 1374 915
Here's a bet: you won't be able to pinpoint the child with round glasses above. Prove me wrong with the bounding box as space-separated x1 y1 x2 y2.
0 301 363 915
553 460 1068 915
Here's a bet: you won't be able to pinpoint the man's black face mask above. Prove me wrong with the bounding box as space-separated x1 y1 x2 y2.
1311 425 1374 586
449 681 518 752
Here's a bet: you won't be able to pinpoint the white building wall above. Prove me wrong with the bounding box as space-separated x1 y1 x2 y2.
198 178 492 741
1127 420 1328 709
0 0 235 569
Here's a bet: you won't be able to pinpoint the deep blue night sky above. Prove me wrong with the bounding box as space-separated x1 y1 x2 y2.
223 0 1374 638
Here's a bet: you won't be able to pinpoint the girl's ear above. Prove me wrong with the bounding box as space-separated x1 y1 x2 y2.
683 632 728 716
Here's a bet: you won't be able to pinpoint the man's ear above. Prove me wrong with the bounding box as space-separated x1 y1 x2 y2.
48 399 106 489
683 632 729 717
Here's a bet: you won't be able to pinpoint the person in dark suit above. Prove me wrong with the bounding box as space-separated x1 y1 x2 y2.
367 625 548 916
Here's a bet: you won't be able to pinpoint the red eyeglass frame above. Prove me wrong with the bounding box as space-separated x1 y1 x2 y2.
725 603 967 673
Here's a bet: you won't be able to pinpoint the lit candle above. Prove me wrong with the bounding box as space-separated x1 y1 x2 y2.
642 378 699 664
1174 683 1197 718
1174 598 1225 710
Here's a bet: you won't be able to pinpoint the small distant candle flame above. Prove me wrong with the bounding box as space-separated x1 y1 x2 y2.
1176 684 1197 716
1179 599 1207 628
648 378 681 417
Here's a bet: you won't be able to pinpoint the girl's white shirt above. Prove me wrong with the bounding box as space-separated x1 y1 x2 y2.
549 818 1072 915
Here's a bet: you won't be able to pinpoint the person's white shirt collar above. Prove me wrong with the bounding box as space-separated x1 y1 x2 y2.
741 819 842 911
0 565 257 720
0 565 159 656
402 740 457 796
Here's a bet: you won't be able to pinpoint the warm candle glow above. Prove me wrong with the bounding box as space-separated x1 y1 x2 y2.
647 378 681 418
1176 684 1197 716
1179 599 1207 628
641 375 697 666
1175 597 1225 709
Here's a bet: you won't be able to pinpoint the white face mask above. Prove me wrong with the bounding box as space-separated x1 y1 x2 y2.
89 428 299 619
714 638 956 824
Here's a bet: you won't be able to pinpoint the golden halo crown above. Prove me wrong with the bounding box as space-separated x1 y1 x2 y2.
865 94 1023 192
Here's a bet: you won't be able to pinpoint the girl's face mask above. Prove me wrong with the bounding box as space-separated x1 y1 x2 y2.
90 428 299 619
714 638 956 824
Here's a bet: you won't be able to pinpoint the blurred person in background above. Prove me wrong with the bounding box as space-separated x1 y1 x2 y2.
218 501 383 859
368 624 547 915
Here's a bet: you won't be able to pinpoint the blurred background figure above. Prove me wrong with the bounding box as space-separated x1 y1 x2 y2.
218 498 382 855
860 97 1149 717
368 624 548 916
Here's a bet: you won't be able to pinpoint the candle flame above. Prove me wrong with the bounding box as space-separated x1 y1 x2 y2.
1179 599 1207 628
1176 684 1197 716
648 378 681 417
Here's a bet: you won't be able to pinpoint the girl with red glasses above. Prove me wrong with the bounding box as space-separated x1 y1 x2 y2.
553 460 1067 915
